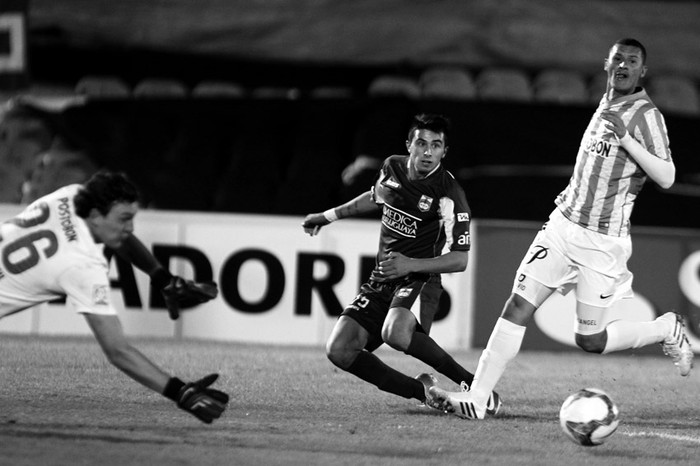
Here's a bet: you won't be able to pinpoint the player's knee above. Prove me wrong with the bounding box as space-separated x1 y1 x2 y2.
501 294 537 326
381 323 411 352
325 339 354 369
575 333 605 354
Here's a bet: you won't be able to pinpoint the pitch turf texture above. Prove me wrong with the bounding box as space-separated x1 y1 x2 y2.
0 334 697 466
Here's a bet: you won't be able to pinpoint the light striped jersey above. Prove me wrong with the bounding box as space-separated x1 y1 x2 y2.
555 88 671 237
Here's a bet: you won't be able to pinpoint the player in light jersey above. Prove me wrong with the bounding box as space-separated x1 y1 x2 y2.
302 114 500 414
0 171 228 423
430 38 692 420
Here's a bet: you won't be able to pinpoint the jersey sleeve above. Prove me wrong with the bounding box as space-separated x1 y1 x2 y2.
635 107 672 162
440 181 472 252
57 264 118 315
370 157 392 205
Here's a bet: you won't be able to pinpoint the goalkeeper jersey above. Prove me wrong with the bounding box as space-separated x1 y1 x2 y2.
555 88 672 237
0 184 118 318
370 155 471 281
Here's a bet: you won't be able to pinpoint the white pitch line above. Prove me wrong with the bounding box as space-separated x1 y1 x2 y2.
620 430 700 445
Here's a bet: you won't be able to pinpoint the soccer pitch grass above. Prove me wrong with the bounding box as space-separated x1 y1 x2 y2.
0 334 698 466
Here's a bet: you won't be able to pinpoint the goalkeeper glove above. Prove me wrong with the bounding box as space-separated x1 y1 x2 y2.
164 374 229 424
152 269 218 320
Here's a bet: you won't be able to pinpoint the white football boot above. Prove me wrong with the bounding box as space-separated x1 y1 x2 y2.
428 386 486 420
659 312 693 377
460 381 502 416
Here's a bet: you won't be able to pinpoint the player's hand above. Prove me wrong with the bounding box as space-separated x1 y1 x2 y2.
176 374 229 424
377 251 412 279
301 213 330 236
600 111 626 139
162 276 218 320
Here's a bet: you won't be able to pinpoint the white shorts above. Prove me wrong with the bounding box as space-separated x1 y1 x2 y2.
512 209 634 308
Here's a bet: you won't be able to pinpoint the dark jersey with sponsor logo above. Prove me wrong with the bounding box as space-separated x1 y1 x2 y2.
370 155 471 281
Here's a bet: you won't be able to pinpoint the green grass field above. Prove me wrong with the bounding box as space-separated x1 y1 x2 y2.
0 334 698 465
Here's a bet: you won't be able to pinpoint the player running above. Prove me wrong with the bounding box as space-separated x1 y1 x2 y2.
0 171 228 423
430 38 692 420
302 113 500 414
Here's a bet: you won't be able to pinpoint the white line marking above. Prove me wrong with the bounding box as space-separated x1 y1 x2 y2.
620 430 700 445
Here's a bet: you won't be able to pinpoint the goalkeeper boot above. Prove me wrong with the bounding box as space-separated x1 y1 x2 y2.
429 386 485 420
415 373 448 412
460 381 502 416
659 312 693 377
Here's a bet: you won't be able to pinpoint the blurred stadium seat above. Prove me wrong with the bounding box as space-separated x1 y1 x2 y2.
367 75 421 99
192 80 246 98
647 75 700 116
308 86 355 99
250 86 301 99
475 68 532 102
588 74 608 104
419 67 476 101
533 69 587 105
133 78 188 98
75 75 131 98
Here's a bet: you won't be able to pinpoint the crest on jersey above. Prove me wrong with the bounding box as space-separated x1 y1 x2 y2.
396 287 413 298
93 285 109 305
418 195 433 212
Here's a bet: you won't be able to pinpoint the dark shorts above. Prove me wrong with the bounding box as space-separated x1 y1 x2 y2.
341 276 428 352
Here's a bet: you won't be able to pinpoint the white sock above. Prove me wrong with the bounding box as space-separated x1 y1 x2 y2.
471 317 526 404
602 318 670 354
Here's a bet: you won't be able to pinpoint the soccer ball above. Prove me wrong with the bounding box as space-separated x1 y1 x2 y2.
559 388 619 446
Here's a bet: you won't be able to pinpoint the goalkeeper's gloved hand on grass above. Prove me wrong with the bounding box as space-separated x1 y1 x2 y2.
165 373 230 424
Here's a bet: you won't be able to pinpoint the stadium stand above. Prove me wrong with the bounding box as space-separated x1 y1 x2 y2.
475 68 533 102
588 74 608 104
192 80 247 98
134 78 188 98
419 67 477 101
75 75 131 98
367 75 422 99
308 86 356 99
647 75 700 116
533 69 587 105
250 86 302 99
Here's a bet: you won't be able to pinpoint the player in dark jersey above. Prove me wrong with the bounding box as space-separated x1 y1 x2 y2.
302 114 500 414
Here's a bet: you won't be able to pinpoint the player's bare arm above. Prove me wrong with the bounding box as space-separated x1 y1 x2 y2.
377 250 468 280
600 110 675 188
302 191 380 235
85 313 171 392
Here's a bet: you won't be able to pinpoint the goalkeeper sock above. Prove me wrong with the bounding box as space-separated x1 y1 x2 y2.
405 332 474 386
346 351 423 401
602 319 668 354
471 318 525 404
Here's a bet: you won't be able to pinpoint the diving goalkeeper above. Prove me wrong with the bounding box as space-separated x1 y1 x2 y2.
0 171 227 424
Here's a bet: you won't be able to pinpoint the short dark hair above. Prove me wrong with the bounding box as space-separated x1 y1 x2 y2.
407 113 451 146
612 38 647 64
74 170 139 218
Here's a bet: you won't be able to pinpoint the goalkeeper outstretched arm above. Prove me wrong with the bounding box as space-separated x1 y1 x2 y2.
85 313 229 424
112 234 218 320
302 190 380 236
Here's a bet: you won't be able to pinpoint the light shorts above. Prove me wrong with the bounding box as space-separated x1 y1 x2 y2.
512 208 634 309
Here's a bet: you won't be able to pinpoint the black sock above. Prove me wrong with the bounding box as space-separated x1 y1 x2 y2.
405 332 475 386
346 351 424 401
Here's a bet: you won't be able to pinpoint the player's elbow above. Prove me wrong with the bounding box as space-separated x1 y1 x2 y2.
453 253 469 272
655 164 675 190
101 342 133 369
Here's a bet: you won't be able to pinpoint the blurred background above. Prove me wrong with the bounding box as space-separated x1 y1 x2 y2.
2 0 700 227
